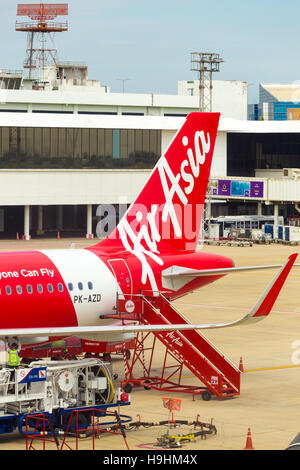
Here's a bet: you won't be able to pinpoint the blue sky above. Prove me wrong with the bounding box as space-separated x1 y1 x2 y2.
0 0 299 102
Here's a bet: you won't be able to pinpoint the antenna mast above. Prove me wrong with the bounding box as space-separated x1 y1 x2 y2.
190 52 224 112
16 3 68 86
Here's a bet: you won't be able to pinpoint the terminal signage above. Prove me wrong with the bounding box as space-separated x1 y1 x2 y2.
211 179 264 199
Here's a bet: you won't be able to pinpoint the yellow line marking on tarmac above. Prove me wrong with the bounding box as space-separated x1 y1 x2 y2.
179 364 300 380
243 364 300 372
117 365 300 388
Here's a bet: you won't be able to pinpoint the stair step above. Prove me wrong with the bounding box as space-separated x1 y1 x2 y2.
144 295 240 397
118 293 240 398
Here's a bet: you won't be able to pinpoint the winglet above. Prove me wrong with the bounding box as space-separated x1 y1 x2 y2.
232 253 298 327
250 253 297 318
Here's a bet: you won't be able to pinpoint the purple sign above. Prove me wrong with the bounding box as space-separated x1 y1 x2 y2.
218 180 231 196
213 179 264 198
250 181 264 198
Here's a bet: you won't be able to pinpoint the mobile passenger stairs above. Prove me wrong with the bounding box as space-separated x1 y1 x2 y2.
110 293 241 401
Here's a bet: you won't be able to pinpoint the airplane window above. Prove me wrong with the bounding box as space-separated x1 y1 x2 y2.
58 283 64 292
68 282 73 291
5 286 12 295
16 286 22 295
47 283 54 293
88 281 93 290
27 285 33 294
37 284 43 294
78 282 83 291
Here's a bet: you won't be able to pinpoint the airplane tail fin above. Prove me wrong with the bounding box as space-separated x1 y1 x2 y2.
97 112 220 253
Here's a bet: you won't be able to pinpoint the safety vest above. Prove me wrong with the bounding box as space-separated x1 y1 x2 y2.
8 349 20 367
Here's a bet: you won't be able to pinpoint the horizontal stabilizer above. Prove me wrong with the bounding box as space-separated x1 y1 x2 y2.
163 262 299 279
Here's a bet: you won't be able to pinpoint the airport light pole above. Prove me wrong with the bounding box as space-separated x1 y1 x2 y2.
116 78 131 93
190 52 224 112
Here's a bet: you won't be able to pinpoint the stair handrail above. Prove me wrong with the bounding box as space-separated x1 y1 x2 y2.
158 293 240 373
142 295 240 390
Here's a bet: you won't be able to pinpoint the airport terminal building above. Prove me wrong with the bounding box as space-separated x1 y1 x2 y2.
1 76 300 239
248 82 300 121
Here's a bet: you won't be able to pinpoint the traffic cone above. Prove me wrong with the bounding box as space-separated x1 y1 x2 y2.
16 232 19 240
239 357 244 372
57 231 60 240
244 427 255 450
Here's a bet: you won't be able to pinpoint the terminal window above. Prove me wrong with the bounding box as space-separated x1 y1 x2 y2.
0 127 161 169
227 132 300 177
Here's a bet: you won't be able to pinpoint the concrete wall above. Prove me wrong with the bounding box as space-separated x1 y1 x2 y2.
178 80 248 120
2 168 300 208
0 89 199 116
0 83 247 119
0 169 151 206
211 131 227 177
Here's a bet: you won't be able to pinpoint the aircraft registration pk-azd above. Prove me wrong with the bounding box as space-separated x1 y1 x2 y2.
0 112 297 345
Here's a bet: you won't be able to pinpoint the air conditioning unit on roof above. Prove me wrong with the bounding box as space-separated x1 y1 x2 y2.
283 168 300 179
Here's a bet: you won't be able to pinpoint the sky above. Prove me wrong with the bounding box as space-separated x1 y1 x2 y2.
1 0 300 103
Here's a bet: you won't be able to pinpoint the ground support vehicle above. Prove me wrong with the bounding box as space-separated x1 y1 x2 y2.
0 358 131 436
20 337 135 362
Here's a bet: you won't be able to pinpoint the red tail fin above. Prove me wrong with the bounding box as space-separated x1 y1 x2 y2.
98 112 220 253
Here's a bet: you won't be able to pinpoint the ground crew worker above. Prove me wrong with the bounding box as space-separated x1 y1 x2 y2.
7 342 21 367
5 339 21 391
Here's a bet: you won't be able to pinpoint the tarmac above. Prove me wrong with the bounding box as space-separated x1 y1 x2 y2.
0 237 299 451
